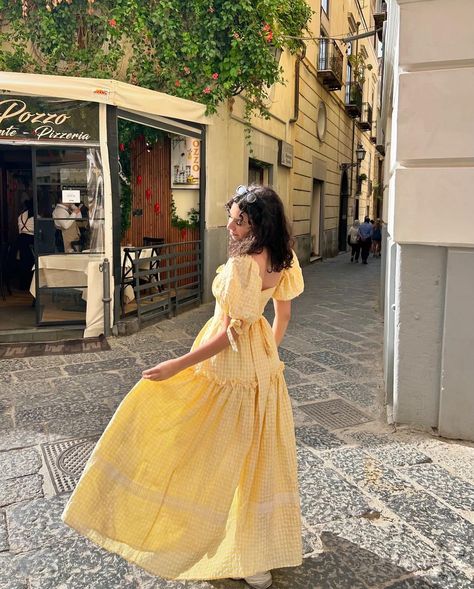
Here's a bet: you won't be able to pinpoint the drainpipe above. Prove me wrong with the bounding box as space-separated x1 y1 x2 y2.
290 44 307 124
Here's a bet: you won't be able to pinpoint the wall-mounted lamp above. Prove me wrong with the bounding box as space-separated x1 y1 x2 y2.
339 143 366 170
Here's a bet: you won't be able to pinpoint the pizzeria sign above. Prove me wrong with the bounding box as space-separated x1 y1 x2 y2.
0 95 99 142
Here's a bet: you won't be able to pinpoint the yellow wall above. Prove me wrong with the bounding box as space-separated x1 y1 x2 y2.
204 0 381 270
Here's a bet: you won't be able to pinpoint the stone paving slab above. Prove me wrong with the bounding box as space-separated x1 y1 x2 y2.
296 425 346 450
299 461 375 526
384 565 474 589
0 511 8 551
0 555 27 589
6 495 72 553
0 448 42 480
386 493 474 568
288 383 331 404
10 367 66 382
328 447 419 501
14 536 138 589
318 518 442 576
0 473 43 507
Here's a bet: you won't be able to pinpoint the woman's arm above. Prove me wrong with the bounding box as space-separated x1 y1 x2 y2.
272 299 292 347
142 315 234 381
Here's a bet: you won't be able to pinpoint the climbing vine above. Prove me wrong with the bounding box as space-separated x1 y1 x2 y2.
0 0 312 117
170 197 199 231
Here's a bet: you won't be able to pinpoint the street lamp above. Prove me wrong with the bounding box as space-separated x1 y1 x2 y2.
339 143 366 170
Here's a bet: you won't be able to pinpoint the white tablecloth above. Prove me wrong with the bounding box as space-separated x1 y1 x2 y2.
30 254 105 338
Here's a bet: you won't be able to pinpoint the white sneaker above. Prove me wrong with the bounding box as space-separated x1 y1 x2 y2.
243 571 273 589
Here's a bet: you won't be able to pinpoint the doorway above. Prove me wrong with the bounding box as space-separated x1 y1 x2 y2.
0 147 35 329
0 146 104 330
310 180 323 260
338 169 349 251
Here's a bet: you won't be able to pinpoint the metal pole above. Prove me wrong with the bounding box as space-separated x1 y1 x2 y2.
100 258 111 337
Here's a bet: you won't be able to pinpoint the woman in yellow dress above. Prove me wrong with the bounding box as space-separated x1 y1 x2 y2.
62 184 304 589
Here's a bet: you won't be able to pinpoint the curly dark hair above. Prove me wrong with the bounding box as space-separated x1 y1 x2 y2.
225 184 294 272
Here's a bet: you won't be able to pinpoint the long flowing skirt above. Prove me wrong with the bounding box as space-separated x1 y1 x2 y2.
62 365 302 580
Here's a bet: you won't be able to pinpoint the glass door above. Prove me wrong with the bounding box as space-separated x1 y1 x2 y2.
33 147 104 326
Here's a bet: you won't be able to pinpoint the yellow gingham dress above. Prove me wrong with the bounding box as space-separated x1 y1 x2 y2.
62 253 304 580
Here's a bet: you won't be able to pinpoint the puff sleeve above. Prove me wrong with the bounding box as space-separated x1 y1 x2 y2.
219 255 261 351
272 252 305 301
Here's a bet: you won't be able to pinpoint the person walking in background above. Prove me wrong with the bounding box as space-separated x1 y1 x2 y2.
17 199 35 290
62 184 304 589
372 219 382 257
358 216 373 264
347 219 361 263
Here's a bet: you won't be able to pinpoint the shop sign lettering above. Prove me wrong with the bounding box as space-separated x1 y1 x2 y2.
0 96 99 143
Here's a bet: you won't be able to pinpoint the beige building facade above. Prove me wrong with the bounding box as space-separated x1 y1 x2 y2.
380 0 474 442
203 0 383 287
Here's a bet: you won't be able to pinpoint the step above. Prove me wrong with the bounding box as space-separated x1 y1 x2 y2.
0 326 84 343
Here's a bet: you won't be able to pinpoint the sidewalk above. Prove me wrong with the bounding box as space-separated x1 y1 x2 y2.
1 253 473 589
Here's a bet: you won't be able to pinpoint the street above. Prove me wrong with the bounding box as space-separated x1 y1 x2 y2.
1 254 473 589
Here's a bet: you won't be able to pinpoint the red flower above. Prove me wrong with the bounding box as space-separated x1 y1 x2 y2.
145 188 152 201
108 18 117 27
137 175 142 185
119 143 125 152
154 203 161 214
262 23 271 32
175 80 181 87
265 31 274 43
212 72 219 80
203 86 211 94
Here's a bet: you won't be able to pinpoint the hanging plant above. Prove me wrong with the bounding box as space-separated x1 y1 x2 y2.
0 0 312 119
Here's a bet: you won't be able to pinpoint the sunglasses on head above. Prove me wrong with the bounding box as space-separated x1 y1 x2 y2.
235 184 258 204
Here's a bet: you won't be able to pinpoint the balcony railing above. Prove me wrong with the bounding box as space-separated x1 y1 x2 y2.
345 81 363 118
374 0 387 39
357 102 373 131
317 40 344 91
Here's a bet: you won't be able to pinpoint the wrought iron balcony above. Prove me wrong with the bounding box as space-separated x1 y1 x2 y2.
374 0 387 40
345 81 363 118
357 102 373 131
317 40 344 91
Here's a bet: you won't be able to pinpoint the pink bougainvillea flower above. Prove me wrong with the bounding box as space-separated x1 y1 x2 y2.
262 23 271 32
212 72 219 80
119 143 125 152
108 18 117 27
183 66 191 75
265 31 274 42
175 80 181 87
203 86 211 94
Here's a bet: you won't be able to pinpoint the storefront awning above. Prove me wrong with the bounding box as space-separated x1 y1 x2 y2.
0 71 210 125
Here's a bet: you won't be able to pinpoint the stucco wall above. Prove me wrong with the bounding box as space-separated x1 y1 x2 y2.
384 0 474 440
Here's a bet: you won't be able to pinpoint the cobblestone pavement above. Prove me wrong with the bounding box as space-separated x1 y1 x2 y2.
1 253 474 589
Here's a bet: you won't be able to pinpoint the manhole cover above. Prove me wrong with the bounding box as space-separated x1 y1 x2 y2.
300 399 372 430
41 436 99 494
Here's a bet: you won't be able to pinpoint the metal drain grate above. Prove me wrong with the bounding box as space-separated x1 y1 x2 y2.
300 399 372 430
41 436 99 494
